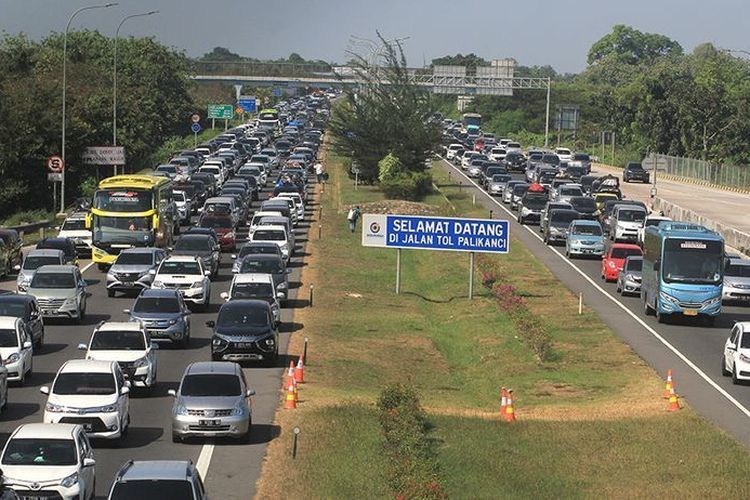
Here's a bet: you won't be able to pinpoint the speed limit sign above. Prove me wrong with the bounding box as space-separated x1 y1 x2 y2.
191 114 201 123
47 155 64 173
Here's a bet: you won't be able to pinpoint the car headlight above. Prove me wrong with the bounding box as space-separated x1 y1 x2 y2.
264 337 275 347
704 296 721 306
132 356 149 368
152 280 164 288
175 403 188 416
740 353 750 363
168 318 178 326
60 472 79 488
89 404 119 413
625 274 636 282
231 402 248 416
223 232 235 239
192 281 204 288
45 402 67 413
659 291 679 304
277 282 287 289
63 296 78 307
3 353 19 365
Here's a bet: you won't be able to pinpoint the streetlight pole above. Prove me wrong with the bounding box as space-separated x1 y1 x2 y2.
113 10 158 175
61 2 118 215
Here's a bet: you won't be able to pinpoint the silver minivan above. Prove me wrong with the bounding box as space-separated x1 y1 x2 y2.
26 265 88 323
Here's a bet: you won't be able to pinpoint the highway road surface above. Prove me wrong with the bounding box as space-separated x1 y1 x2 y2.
0 173 314 499
441 158 750 447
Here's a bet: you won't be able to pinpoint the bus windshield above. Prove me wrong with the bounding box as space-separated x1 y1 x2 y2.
93 215 153 244
663 239 723 284
94 189 153 212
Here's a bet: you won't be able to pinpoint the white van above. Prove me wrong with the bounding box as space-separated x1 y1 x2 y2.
611 205 648 242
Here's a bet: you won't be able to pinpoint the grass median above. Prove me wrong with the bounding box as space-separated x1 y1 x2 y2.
255 154 750 498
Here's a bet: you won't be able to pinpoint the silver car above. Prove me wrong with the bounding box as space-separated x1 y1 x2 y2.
106 248 167 297
487 173 512 197
169 361 254 442
616 256 643 296
723 258 750 304
16 249 65 293
26 265 88 323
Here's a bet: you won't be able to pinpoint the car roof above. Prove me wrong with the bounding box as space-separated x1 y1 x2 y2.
253 225 286 232
572 219 601 226
139 288 180 299
26 248 65 257
34 265 77 274
120 247 161 255
164 255 201 262
61 359 115 374
0 294 33 305
185 361 240 376
116 460 195 481
234 273 274 284
611 243 642 250
12 423 78 440
65 212 87 220
97 321 143 332
0 316 19 329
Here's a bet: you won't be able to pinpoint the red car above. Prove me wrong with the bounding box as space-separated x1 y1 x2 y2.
199 215 236 252
601 243 642 282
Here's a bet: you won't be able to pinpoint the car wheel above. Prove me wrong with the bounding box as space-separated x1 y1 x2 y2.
733 365 740 385
616 283 622 294
722 356 731 376
241 425 252 444
107 288 115 298
643 295 655 316
172 433 182 443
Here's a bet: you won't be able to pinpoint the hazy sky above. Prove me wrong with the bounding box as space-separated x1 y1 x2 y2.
1 0 748 73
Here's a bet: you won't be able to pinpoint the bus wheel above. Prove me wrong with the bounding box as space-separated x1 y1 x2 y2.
644 297 655 316
656 310 667 324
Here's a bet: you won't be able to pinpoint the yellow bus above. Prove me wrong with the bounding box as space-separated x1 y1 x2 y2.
88 175 177 269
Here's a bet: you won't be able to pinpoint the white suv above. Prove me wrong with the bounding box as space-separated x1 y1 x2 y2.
57 212 92 258
220 273 281 325
0 316 33 384
78 321 158 391
41 359 131 442
152 256 211 311
249 225 291 263
276 192 305 220
1 423 96 500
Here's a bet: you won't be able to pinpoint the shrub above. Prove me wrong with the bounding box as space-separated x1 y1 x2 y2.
1 209 53 227
380 171 434 200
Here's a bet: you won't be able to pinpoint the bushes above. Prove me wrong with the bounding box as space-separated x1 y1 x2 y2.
377 384 446 499
1 209 53 227
380 171 434 200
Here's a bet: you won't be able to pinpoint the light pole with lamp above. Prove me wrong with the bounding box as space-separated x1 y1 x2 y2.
113 10 158 175
60 2 118 215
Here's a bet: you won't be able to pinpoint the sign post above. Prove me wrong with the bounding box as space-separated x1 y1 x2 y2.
362 214 509 299
46 156 64 214
191 122 201 148
237 96 257 114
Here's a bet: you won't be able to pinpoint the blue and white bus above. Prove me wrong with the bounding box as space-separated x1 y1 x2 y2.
642 222 724 325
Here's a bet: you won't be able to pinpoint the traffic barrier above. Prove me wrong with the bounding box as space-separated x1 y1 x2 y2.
663 369 674 399
505 390 516 422
294 355 305 384
667 386 680 412
499 387 507 417
284 382 296 409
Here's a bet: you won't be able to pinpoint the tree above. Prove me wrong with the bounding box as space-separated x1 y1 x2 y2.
588 25 683 66
201 47 241 61
431 53 488 70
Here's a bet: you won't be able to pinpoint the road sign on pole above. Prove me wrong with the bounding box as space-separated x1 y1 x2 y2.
47 156 64 173
47 172 63 182
237 96 257 113
191 122 201 134
191 114 201 123
207 104 234 120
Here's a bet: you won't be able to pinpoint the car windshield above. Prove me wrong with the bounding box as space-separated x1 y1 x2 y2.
523 195 548 210
53 372 116 395
200 217 232 229
110 480 195 500
159 261 201 275
550 212 578 226
173 192 185 202
513 185 529 196
239 245 278 258
253 230 285 241
241 168 261 176
175 238 211 252
663 239 723 284
611 247 642 259
618 210 646 222
572 225 602 236
30 272 75 289
626 259 643 272
627 164 644 171
573 154 590 161
240 258 283 274
541 155 560 165
181 374 241 397
0 329 17 348
232 282 274 299
116 253 153 266
91 331 146 351
726 264 750 278
2 439 77 466
492 174 511 182
23 256 61 270
61 219 86 231
560 187 583 197
133 297 181 314
217 305 270 329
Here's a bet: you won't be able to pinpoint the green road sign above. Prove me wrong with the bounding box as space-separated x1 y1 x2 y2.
207 104 234 119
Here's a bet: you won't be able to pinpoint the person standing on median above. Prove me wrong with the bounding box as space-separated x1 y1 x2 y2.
347 206 361 233
314 161 324 183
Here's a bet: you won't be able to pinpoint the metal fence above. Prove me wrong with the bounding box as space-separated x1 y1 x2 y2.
649 153 750 189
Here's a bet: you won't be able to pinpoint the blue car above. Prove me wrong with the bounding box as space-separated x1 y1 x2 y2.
565 219 605 258
125 289 192 347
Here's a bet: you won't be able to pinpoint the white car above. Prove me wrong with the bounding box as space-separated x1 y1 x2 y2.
41 359 131 441
220 273 281 325
16 248 65 293
198 163 225 186
239 162 267 186
637 214 672 246
723 322 750 383
78 321 158 391
445 143 464 159
57 212 92 258
249 225 291 262
1 423 96 500
460 151 478 170
173 189 192 225
555 147 573 162
248 210 283 234
505 142 522 153
610 206 648 242
0 316 33 384
276 192 305 219
152 256 211 310
489 147 507 162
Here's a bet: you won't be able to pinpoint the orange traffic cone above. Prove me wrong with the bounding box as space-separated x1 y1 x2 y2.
505 390 516 422
294 355 305 384
284 382 296 409
285 361 295 386
667 386 680 412
293 378 299 403
663 369 674 399
499 387 507 417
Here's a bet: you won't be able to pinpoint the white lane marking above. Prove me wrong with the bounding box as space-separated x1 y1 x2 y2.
81 261 94 274
442 158 750 420
196 442 215 479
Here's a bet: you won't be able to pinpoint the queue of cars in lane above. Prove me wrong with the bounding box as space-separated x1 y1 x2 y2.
0 91 328 498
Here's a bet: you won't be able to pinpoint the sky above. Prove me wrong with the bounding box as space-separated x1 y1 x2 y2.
1 0 748 73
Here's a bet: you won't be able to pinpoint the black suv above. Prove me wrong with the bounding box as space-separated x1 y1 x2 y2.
623 162 650 183
0 293 45 348
208 300 279 365
0 229 23 277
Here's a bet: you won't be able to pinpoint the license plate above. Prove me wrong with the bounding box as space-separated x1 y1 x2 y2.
42 309 54 315
683 310 698 316
199 419 220 426
122 281 133 286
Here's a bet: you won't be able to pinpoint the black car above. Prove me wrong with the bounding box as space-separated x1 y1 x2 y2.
623 162 650 183
183 227 219 248
208 300 279 364
579 175 597 195
0 229 23 278
571 153 592 174
0 293 45 348
238 254 290 302
171 234 220 277
36 237 78 266
566 165 586 182
568 196 598 220
503 151 527 172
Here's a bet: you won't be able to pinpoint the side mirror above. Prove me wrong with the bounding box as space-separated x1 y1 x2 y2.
13 264 20 271
120 386 130 396
122 309 131 315
220 292 229 300
83 458 96 468
246 389 256 397
277 292 284 299
40 386 50 395
167 389 177 397
23 341 32 349
77 343 87 351
231 254 237 259
204 270 211 276
205 320 216 328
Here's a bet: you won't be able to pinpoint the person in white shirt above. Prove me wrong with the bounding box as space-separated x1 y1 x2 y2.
314 162 324 183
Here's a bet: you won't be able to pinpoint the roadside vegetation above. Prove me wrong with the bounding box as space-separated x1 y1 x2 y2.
255 149 750 498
